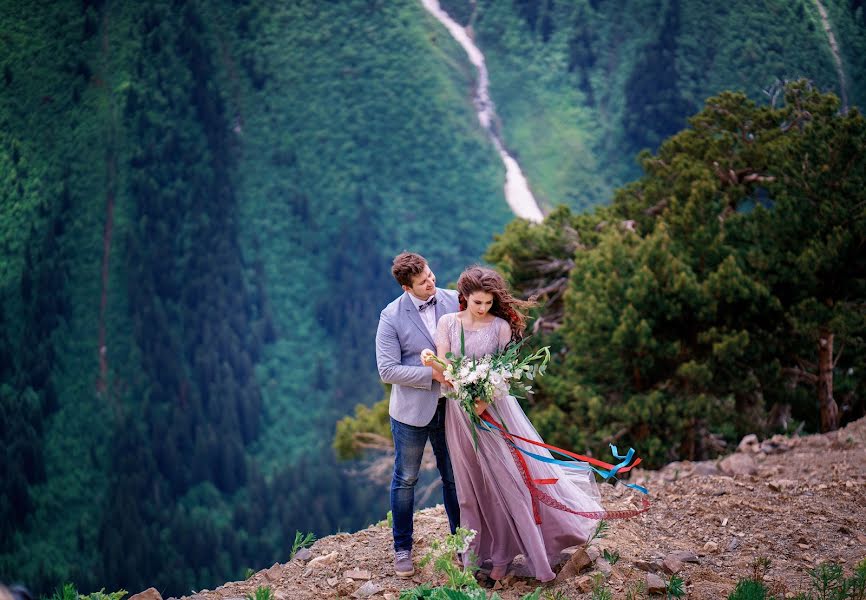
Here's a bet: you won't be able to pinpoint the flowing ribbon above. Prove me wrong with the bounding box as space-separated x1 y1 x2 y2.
479 410 651 522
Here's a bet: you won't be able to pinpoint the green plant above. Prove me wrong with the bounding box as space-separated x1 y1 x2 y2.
808 562 846 600
245 586 273 600
290 531 316 558
728 578 770 600
625 580 647 600
542 592 568 600
399 588 492 599
848 559 866 600
666 574 686 599
589 520 610 544
375 510 394 528
603 549 621 565
752 557 772 583
591 573 612 600
244 567 255 580
78 589 128 600
418 527 479 590
399 528 543 600
49 584 79 600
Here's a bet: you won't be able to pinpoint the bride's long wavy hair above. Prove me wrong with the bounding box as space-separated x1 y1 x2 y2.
456 266 536 343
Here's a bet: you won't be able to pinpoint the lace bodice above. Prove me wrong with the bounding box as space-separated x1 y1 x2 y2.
434 313 511 359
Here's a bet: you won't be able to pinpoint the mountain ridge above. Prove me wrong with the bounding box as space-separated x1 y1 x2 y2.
155 417 866 599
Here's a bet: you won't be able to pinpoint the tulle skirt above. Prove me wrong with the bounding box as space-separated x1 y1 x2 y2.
445 395 603 582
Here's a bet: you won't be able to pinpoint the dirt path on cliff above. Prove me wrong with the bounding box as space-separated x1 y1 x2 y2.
181 418 866 599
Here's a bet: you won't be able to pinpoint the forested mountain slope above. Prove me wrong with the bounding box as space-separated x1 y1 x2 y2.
442 0 866 210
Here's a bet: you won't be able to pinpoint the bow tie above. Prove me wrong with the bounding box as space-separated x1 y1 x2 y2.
418 296 437 312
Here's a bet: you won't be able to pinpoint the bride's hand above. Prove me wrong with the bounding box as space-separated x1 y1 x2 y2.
474 398 488 416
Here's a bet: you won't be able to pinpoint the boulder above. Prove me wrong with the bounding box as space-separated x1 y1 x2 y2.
129 589 162 600
719 453 757 476
646 573 666 594
737 434 760 453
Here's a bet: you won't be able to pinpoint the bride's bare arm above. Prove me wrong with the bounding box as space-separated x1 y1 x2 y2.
435 314 452 361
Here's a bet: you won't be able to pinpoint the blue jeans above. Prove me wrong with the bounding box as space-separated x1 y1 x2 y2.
390 399 460 552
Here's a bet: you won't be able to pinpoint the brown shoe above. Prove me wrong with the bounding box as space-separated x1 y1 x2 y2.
394 549 414 577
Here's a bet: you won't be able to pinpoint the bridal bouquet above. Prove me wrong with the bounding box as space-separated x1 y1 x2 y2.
423 327 550 448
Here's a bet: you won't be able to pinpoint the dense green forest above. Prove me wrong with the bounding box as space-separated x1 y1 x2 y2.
443 0 866 210
1 0 863 596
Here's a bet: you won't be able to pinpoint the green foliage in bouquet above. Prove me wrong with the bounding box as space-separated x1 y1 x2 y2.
429 324 550 449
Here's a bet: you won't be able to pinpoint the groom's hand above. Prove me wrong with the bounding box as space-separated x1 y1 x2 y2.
431 369 447 385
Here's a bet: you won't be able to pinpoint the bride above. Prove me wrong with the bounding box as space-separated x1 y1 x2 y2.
423 266 604 583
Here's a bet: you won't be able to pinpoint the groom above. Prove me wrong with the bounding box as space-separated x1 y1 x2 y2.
376 252 460 577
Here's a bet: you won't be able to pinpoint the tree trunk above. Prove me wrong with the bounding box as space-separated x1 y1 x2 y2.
817 330 839 432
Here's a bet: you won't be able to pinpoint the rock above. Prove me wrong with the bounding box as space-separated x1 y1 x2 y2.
768 479 797 492
555 547 592 582
293 548 313 562
326 578 339 587
727 538 741 552
662 555 683 574
307 551 338 570
351 581 383 599
264 563 282 582
760 434 790 454
719 453 757 476
586 545 601 561
646 573 666 594
576 575 594 593
693 462 720 476
668 550 700 564
511 554 533 577
634 560 658 572
595 558 613 578
129 588 162 600
702 541 719 553
738 434 760 453
343 569 372 580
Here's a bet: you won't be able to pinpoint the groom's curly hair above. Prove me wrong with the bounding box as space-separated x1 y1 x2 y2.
456 266 536 343
391 252 428 287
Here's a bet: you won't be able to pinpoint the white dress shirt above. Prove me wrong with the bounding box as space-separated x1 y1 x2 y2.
408 292 437 340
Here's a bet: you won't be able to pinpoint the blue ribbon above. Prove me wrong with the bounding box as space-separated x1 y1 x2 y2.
478 419 649 495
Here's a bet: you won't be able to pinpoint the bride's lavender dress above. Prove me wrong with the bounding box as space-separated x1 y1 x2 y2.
435 313 602 582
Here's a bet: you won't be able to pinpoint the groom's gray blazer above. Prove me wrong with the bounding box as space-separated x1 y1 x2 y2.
376 287 459 427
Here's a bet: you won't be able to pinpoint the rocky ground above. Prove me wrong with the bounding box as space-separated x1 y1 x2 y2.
162 418 865 600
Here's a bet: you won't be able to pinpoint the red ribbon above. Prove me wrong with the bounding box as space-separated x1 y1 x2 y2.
481 410 650 522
